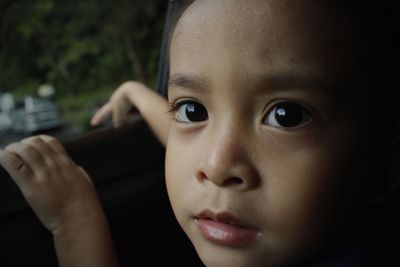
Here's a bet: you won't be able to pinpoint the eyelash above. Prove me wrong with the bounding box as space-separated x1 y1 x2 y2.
263 100 313 129
168 99 209 123
167 100 188 114
168 99 314 129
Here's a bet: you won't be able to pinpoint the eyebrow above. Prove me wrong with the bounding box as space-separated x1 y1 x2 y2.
168 72 339 97
251 73 336 95
168 74 210 92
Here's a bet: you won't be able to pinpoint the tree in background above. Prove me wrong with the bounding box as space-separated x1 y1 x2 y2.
0 0 166 96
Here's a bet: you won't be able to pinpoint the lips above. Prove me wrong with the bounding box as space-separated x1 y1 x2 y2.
194 209 260 247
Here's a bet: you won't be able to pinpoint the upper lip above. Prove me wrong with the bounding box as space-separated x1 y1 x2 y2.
194 209 254 229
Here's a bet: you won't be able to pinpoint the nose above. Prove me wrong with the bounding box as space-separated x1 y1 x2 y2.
196 123 260 191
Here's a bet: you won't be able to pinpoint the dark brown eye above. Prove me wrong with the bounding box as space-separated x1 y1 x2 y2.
264 101 311 128
173 100 208 123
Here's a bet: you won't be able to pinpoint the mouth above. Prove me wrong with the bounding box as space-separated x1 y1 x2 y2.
193 209 261 247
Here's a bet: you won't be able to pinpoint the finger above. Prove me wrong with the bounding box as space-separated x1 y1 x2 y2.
5 142 48 175
38 135 69 156
112 105 122 127
21 136 71 171
21 136 69 174
21 136 57 159
0 149 35 187
112 99 130 127
91 102 112 126
38 135 84 174
78 166 93 183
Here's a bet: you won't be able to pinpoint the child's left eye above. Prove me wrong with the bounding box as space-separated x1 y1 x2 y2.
263 101 312 128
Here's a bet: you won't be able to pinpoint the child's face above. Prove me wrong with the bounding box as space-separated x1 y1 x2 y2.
166 1 370 266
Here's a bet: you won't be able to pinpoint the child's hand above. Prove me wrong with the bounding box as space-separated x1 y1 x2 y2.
0 135 103 235
91 80 170 145
91 81 150 127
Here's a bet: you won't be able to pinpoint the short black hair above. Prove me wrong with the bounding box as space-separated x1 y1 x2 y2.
157 0 194 96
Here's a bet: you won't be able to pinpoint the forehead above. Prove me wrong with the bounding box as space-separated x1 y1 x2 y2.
170 0 359 90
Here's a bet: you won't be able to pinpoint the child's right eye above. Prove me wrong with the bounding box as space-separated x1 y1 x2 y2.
170 100 208 123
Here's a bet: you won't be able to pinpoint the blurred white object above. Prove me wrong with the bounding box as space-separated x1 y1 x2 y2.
38 83 55 98
0 93 15 114
0 112 11 132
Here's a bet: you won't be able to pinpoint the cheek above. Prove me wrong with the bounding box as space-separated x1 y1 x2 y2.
165 136 198 215
260 142 361 241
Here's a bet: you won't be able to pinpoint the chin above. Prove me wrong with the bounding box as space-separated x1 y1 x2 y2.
192 241 285 267
199 253 258 267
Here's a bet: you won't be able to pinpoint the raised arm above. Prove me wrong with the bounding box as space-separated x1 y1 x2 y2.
91 81 170 146
0 135 120 267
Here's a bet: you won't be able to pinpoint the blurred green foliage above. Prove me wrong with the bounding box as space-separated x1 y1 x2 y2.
0 0 166 130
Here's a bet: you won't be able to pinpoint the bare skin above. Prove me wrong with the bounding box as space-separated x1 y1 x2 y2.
165 1 371 267
0 135 120 267
91 81 169 146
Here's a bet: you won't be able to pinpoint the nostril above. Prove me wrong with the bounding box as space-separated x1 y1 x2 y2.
222 177 243 186
197 171 209 181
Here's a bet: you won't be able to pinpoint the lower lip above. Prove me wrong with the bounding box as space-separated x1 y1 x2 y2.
195 218 260 247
